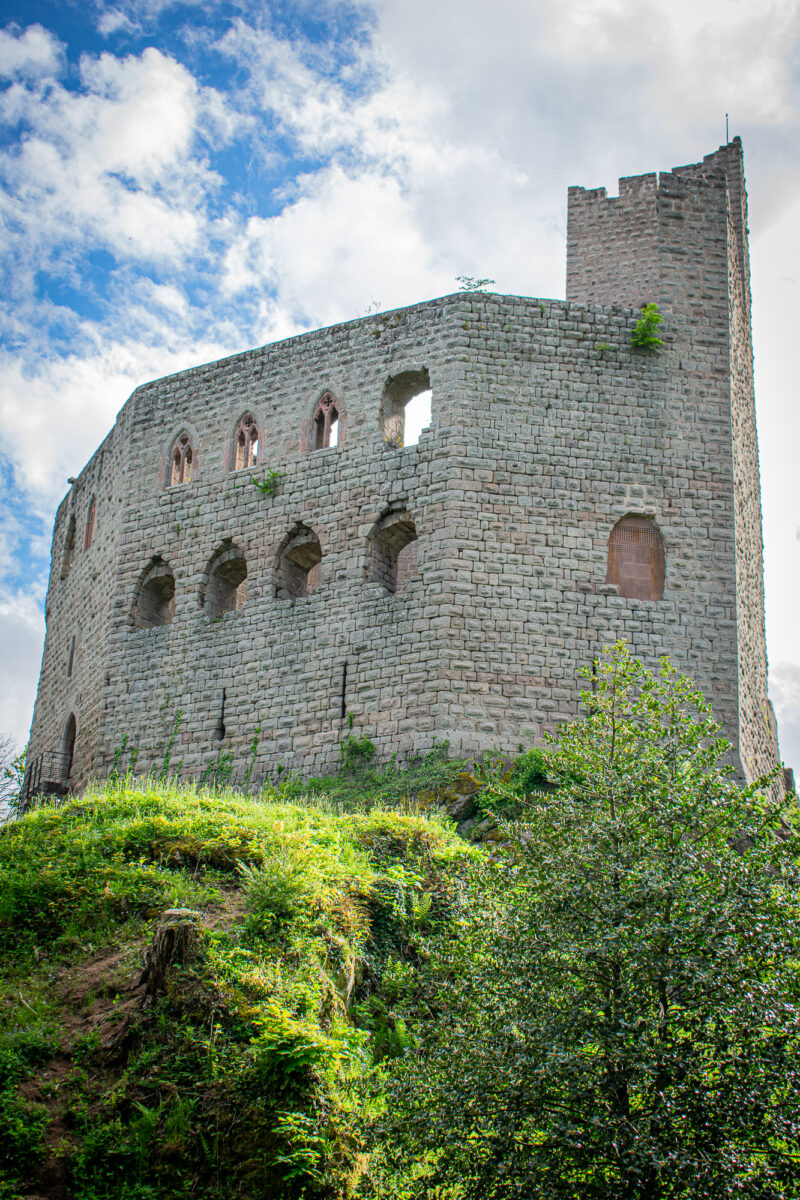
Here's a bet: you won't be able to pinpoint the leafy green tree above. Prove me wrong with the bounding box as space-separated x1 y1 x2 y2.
376 644 800 1199
0 736 25 815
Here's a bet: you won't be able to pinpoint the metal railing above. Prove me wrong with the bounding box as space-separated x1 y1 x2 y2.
20 751 72 808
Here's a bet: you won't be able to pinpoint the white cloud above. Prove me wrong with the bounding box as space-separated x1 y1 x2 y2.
0 327 237 508
96 8 137 37
0 588 45 747
0 23 63 79
0 39 236 277
770 662 800 774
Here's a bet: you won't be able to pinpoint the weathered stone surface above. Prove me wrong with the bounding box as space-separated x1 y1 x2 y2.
25 140 783 797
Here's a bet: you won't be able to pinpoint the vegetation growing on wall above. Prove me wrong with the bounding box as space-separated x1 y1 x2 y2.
630 302 665 349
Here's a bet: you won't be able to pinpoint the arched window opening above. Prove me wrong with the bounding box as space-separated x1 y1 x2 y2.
61 514 76 578
233 414 259 471
168 433 194 486
133 559 176 629
202 544 247 618
312 392 340 450
67 635 76 678
606 515 664 601
367 510 419 594
83 495 96 550
381 369 431 448
61 713 76 789
275 525 322 600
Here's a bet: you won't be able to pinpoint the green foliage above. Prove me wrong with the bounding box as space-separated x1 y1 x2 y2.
158 709 183 780
251 468 286 496
1 741 25 815
455 274 496 292
0 778 473 1198
278 740 468 810
238 846 319 938
243 723 261 789
378 644 800 1198
341 734 376 774
630 302 664 349
201 746 235 789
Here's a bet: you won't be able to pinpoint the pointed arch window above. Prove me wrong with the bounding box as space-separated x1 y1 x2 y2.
312 392 340 450
606 516 664 601
168 433 194 486
233 414 259 471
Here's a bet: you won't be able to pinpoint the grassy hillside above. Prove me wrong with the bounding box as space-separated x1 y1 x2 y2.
0 777 477 1200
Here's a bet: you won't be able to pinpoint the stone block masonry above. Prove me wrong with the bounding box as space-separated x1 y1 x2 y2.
25 139 783 796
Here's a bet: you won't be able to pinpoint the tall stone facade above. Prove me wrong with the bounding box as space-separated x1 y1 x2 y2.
24 139 783 796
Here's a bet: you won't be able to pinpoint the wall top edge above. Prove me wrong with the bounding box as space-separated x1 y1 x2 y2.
55 290 652 509
568 140 743 207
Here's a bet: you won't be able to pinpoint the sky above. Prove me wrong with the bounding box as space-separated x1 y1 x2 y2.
0 0 799 770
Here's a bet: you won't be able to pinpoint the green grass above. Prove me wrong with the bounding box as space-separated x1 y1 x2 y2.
0 777 475 1199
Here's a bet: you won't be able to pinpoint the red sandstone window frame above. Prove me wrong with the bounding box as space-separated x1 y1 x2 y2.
312 392 340 450
168 433 195 487
232 414 259 471
606 515 664 601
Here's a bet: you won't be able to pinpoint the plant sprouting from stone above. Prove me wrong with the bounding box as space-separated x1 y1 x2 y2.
158 710 183 782
630 302 664 349
455 275 496 292
251 469 286 497
243 724 261 790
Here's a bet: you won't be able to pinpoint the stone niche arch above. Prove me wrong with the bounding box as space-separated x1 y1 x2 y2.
380 368 431 448
83 495 97 550
228 412 260 473
133 557 176 629
306 389 345 451
61 514 76 578
606 514 665 600
366 508 419 594
61 712 77 788
201 542 247 618
275 523 322 600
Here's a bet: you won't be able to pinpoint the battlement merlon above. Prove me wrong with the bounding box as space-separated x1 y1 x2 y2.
566 139 749 319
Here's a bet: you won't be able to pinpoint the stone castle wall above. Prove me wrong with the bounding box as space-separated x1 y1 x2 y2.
26 141 782 793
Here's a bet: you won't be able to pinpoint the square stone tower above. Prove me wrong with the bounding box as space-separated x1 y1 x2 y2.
567 138 775 784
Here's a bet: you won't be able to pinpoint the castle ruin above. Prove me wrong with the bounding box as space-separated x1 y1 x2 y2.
23 139 783 797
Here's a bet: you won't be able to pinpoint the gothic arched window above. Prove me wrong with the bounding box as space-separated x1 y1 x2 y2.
312 392 340 450
233 414 259 471
606 516 664 601
168 433 194 486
